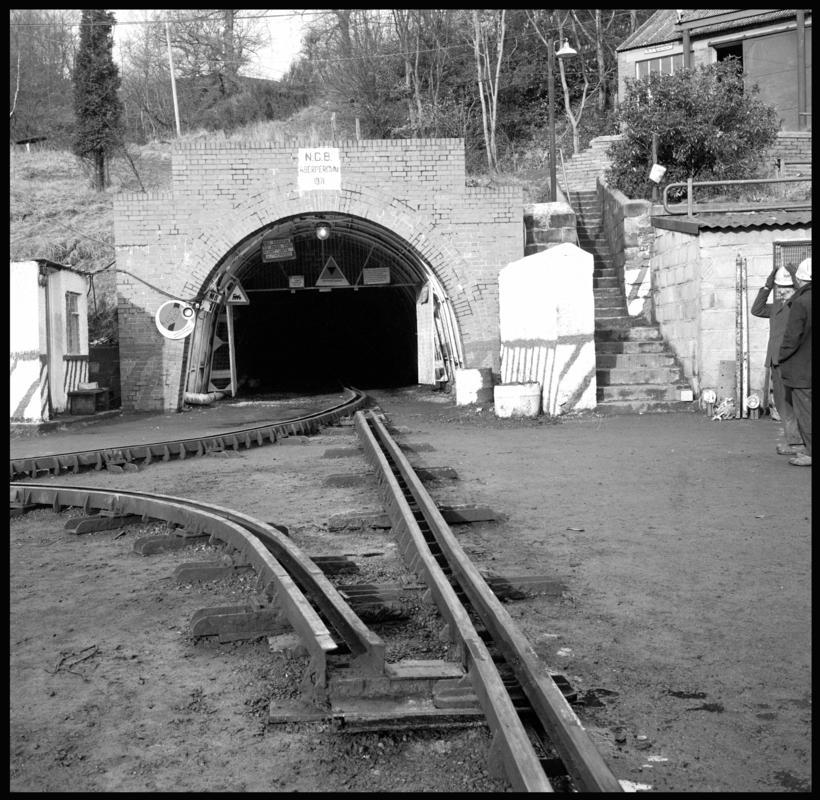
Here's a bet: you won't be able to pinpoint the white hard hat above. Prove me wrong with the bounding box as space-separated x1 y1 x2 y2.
774 266 794 286
794 257 811 282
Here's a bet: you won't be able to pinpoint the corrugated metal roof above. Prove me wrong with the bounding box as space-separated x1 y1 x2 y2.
695 210 812 230
617 9 802 52
652 210 812 234
617 9 680 52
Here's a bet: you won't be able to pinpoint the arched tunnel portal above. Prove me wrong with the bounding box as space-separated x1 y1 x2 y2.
185 212 463 397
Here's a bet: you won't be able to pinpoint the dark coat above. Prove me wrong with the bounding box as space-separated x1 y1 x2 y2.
778 283 812 388
751 286 792 366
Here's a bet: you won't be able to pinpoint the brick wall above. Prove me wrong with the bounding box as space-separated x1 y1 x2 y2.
113 138 523 411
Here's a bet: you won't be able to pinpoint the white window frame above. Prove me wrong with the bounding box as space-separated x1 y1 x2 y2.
66 291 81 354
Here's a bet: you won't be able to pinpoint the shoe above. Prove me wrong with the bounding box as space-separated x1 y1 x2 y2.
788 453 812 466
776 444 804 455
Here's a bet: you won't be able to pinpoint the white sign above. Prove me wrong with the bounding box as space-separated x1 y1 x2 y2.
649 163 667 184
297 147 341 191
226 281 250 305
363 267 391 285
315 256 350 287
155 301 196 339
288 275 305 289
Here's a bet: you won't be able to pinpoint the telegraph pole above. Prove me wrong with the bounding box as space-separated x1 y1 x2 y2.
165 22 182 137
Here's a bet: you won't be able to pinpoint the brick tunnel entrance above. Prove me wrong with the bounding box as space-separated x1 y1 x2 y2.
185 212 458 397
112 137 523 412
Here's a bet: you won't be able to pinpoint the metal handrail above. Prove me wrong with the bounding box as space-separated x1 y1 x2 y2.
662 176 811 216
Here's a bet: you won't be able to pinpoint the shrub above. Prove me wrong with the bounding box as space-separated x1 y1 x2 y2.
606 58 780 200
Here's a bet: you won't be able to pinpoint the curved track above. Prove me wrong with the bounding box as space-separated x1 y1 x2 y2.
9 387 368 481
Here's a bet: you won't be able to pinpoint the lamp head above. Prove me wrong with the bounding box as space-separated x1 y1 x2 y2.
315 223 331 241
555 39 577 58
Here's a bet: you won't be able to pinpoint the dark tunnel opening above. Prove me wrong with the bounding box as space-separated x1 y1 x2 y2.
231 286 419 394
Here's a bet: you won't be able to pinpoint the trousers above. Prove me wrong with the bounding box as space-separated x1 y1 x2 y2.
787 387 812 457
771 366 803 446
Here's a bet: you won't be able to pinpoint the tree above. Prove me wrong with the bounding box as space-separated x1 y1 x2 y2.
9 10 78 147
470 9 507 173
166 10 268 97
606 59 780 200
73 10 123 190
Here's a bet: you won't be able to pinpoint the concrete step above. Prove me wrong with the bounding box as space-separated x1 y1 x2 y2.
596 340 668 354
597 366 685 385
596 351 676 368
597 383 692 402
594 308 629 320
593 279 620 289
593 292 624 302
595 325 663 340
595 399 697 415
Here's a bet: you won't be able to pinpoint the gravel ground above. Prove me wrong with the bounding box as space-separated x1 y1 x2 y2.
9 387 812 792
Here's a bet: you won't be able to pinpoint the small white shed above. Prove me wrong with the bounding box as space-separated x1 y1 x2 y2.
498 242 597 415
10 259 90 422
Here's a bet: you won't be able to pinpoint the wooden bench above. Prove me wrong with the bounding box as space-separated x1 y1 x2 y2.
67 387 110 415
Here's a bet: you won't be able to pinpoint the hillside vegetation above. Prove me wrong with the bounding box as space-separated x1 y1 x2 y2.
9 109 556 279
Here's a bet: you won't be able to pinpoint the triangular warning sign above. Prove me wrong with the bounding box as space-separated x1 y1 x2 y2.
315 256 350 287
226 281 250 305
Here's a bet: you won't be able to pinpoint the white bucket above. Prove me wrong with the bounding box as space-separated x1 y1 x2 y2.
493 382 541 418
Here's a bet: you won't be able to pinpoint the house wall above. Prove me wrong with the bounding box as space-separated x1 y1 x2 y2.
650 226 812 397
45 268 90 413
617 16 812 132
10 261 47 421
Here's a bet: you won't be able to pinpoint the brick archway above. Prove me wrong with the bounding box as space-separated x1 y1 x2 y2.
112 138 522 411
178 176 473 315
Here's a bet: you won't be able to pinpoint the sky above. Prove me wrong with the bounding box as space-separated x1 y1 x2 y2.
111 9 311 81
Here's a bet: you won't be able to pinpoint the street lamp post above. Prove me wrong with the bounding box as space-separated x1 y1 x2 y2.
547 38 577 202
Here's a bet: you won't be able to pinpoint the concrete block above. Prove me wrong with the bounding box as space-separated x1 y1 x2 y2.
494 383 541 418
454 368 493 405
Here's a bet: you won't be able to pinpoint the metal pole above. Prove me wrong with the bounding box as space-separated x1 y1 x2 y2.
735 253 743 418
547 38 556 202
796 11 806 131
651 132 659 204
165 22 182 138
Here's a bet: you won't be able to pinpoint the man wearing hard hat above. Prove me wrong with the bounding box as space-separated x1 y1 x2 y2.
751 261 805 455
778 257 812 467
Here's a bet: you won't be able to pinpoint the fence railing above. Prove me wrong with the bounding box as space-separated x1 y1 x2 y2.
661 176 811 216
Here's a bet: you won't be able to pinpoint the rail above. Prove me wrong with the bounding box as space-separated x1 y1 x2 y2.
662 176 811 216
10 386 368 481
354 409 622 792
9 482 350 689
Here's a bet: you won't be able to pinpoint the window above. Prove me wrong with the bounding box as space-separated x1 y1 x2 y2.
66 292 81 354
636 53 683 79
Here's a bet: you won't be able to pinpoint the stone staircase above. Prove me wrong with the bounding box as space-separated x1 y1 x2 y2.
558 135 619 193
571 188 694 414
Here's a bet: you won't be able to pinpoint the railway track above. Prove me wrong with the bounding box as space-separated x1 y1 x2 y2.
9 386 368 481
9 390 623 792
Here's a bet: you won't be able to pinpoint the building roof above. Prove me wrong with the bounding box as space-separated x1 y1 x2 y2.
617 9 806 52
35 258 87 274
651 209 812 234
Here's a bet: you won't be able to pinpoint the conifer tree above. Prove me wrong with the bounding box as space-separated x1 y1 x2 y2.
73 9 123 190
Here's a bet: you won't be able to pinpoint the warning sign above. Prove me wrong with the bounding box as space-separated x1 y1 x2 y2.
315 257 350 287
226 282 250 305
363 267 391 285
261 237 296 262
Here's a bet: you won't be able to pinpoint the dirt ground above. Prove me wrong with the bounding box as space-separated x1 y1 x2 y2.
9 387 812 792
